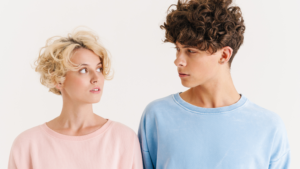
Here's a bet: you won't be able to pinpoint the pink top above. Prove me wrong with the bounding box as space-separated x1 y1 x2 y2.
8 120 143 169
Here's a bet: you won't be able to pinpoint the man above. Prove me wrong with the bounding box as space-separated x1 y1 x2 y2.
138 0 290 168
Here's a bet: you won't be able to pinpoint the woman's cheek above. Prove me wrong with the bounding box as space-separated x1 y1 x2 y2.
65 75 88 91
73 77 89 89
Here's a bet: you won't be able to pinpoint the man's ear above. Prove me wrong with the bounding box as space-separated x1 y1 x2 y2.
219 46 233 64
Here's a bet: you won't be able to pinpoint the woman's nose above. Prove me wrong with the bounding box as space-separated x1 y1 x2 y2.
90 71 100 84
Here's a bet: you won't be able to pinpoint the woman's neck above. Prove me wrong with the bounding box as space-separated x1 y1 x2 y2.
46 101 107 136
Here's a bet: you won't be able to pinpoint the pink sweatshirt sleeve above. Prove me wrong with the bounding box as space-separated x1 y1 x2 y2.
8 149 17 169
132 136 143 169
8 134 32 169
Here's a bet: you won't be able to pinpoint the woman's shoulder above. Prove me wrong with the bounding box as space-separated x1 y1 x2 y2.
16 124 43 137
108 120 138 139
12 124 44 146
110 121 136 134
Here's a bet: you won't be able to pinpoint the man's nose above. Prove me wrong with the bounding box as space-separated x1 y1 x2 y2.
174 53 186 67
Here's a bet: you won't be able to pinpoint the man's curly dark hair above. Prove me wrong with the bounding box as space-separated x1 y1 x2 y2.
160 0 245 67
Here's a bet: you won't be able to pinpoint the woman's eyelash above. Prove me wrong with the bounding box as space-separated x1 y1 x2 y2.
80 67 103 73
79 68 87 73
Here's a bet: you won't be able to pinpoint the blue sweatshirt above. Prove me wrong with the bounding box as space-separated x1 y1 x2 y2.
138 93 290 169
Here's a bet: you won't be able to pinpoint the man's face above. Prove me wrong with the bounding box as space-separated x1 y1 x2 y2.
174 42 225 88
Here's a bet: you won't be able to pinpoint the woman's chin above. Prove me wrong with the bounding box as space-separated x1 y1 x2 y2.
92 98 101 104
79 98 101 104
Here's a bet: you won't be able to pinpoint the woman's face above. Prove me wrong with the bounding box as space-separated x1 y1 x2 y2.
59 48 104 104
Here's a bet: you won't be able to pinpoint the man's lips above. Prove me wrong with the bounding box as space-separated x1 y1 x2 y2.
179 73 190 77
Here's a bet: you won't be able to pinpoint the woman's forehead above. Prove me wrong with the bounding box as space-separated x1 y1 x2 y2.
71 48 101 65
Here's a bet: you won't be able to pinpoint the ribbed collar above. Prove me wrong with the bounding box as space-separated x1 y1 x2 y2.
41 119 112 141
173 92 248 114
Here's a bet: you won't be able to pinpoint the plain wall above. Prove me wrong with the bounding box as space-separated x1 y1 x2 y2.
0 0 299 168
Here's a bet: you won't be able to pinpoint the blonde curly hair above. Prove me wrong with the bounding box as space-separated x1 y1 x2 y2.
34 30 112 95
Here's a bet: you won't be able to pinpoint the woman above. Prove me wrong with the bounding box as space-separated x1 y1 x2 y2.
8 29 143 169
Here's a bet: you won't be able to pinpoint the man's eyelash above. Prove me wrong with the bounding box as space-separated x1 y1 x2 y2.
173 47 196 53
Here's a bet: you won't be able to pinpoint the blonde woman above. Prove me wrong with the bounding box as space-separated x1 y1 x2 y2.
8 30 142 169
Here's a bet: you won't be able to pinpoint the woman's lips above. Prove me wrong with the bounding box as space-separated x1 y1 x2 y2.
90 88 101 93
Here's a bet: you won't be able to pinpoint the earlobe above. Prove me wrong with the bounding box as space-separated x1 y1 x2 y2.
221 46 233 63
55 83 62 90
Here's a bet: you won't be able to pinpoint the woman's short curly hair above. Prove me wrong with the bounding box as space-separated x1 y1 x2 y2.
34 30 112 95
160 0 245 67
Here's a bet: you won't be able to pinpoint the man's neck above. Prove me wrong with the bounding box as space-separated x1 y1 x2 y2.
180 74 240 108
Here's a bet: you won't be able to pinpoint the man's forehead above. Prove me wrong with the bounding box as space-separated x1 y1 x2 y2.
175 42 198 49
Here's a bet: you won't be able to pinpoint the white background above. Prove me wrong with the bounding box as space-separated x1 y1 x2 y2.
0 0 299 168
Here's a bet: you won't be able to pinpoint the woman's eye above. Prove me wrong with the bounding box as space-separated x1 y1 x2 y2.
79 68 87 73
97 67 103 72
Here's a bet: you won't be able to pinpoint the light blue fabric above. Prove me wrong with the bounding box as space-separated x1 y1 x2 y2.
138 93 290 169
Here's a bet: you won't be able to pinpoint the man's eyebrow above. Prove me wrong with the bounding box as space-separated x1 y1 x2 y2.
175 44 196 49
80 62 102 66
182 45 196 49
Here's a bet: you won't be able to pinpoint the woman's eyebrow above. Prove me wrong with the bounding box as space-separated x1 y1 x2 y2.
80 62 102 66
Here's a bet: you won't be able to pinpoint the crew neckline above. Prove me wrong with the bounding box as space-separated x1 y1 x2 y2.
40 119 113 141
173 92 248 113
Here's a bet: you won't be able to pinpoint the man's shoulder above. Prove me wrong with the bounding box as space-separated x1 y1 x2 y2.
142 93 177 115
243 99 285 127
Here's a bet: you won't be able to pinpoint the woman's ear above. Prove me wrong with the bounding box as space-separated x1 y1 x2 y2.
55 83 62 90
219 46 233 64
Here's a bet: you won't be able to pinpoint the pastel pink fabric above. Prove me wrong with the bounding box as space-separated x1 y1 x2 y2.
8 120 143 169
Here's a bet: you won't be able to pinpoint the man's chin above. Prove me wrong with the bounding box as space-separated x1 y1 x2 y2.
181 80 203 88
181 81 194 88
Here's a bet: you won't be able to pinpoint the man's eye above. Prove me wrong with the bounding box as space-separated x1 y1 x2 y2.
97 67 103 72
188 49 195 53
80 68 87 73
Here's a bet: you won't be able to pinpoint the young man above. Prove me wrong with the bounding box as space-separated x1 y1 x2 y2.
138 0 290 168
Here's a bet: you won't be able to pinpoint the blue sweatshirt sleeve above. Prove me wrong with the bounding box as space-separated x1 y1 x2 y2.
138 109 155 169
269 151 290 169
268 117 290 169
